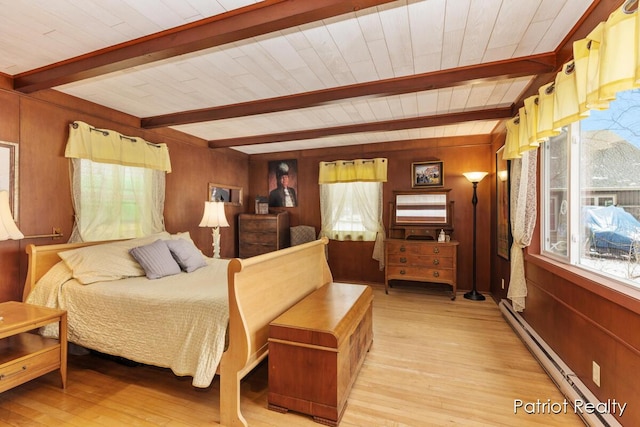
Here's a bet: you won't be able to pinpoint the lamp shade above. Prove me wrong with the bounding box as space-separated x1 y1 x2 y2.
463 171 489 183
0 190 23 240
199 201 229 228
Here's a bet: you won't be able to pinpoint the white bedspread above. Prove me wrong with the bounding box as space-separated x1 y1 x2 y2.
26 257 230 388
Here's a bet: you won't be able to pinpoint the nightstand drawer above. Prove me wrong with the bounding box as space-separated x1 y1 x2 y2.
0 346 60 392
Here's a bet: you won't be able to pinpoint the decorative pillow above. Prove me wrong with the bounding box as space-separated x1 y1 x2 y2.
165 238 207 273
58 232 171 284
129 239 182 280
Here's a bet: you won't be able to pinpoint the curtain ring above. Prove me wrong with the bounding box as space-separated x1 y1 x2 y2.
623 0 638 14
565 62 575 75
545 83 555 95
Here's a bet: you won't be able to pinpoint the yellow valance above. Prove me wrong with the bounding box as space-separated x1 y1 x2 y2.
504 2 639 160
65 121 172 172
318 158 387 184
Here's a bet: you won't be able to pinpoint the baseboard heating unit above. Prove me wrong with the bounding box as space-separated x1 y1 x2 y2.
499 299 623 427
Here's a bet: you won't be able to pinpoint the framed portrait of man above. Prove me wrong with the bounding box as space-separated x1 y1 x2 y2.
268 159 298 207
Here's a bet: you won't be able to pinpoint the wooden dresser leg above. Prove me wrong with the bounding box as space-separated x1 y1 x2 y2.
313 415 339 426
267 403 289 414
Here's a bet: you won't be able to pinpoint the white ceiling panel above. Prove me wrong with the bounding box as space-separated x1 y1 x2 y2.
0 0 601 154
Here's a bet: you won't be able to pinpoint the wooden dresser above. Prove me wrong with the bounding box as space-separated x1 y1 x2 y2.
238 212 289 258
385 238 459 300
268 282 373 426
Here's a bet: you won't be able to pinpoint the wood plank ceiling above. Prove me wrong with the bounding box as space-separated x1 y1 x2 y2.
1 0 623 154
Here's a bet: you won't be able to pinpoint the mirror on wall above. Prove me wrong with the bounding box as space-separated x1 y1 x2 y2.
394 192 449 226
208 183 243 206
390 189 453 240
392 190 452 227
0 141 18 220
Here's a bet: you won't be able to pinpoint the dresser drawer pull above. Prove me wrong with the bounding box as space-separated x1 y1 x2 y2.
433 247 440 254
433 259 439 265
0 365 27 380
400 269 406 275
400 257 407 263
399 246 406 252
433 271 440 278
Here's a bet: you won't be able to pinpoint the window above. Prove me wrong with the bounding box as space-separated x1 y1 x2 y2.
319 181 381 241
542 89 640 287
70 158 165 242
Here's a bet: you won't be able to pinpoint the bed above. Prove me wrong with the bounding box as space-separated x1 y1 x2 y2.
23 233 332 427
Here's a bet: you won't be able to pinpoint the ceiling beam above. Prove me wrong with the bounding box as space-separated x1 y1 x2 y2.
13 0 396 93
207 107 513 148
142 53 555 129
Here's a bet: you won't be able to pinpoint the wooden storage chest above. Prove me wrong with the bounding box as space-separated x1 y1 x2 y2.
238 212 289 258
268 282 373 426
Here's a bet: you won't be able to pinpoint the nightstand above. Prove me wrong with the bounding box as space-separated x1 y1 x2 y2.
0 301 67 392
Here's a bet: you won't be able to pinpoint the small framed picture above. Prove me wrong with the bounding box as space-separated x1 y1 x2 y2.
411 161 443 188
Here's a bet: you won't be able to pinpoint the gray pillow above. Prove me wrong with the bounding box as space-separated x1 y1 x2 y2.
165 238 207 273
130 240 181 280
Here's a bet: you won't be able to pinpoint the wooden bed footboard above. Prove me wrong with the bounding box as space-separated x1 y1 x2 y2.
220 237 332 426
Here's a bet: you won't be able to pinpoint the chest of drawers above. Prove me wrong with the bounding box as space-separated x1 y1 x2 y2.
385 238 459 300
238 212 289 258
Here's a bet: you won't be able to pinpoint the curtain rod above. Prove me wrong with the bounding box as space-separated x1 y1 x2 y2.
324 159 377 166
22 230 64 239
70 121 162 148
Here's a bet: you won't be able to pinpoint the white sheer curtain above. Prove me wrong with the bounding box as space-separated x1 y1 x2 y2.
319 181 386 269
69 159 166 242
501 3 639 310
65 121 170 242
318 158 388 269
507 150 538 312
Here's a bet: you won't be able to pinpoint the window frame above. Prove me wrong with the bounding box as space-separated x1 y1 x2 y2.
540 96 640 293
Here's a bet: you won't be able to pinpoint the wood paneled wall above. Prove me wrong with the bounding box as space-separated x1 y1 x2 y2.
0 88 249 302
524 258 640 426
248 136 494 292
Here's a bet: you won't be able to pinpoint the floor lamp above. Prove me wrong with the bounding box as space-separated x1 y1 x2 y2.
199 201 229 258
463 171 488 301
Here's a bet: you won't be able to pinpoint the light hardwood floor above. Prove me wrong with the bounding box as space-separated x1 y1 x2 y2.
0 283 585 426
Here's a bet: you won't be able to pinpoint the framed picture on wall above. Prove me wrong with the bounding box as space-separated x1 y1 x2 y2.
496 146 511 260
0 141 19 220
411 161 443 188
268 159 298 207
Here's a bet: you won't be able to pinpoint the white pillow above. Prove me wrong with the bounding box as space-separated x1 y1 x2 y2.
59 232 171 284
